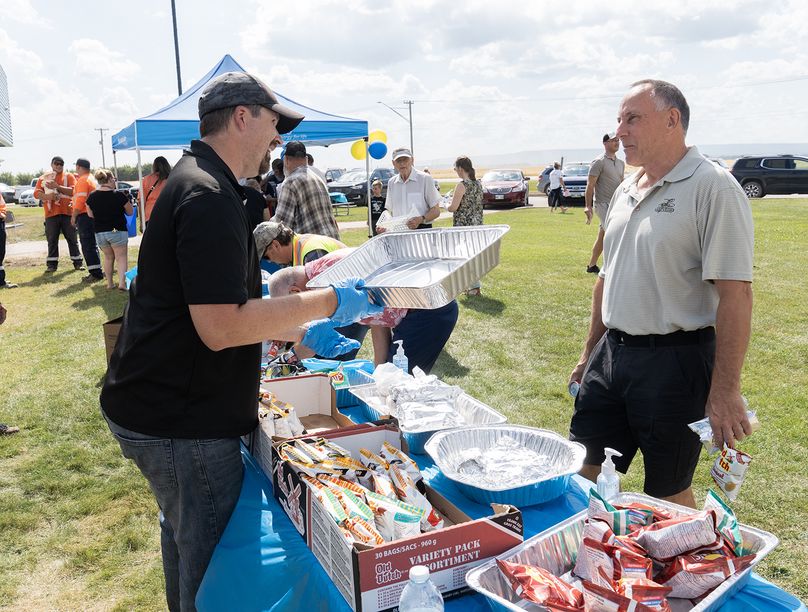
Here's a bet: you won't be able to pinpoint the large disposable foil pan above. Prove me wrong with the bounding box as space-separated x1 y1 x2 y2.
424 425 586 506
335 368 374 409
306 225 510 309
465 492 779 612
349 383 507 454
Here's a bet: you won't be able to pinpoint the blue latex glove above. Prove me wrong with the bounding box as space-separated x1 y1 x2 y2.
330 277 384 325
301 319 361 358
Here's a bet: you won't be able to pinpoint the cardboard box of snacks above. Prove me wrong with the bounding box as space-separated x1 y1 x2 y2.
270 422 524 612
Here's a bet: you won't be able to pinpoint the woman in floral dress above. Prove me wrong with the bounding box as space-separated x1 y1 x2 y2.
447 156 484 295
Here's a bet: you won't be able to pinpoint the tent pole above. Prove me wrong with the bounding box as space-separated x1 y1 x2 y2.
365 138 371 238
133 121 145 233
112 150 118 179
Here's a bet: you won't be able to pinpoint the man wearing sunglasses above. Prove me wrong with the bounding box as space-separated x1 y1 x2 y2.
33 156 83 273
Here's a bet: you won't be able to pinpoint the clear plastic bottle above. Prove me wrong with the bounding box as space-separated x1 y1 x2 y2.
392 339 409 373
398 565 444 611
596 447 623 500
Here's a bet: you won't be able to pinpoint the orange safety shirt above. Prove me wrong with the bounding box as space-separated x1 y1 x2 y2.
72 174 97 215
34 172 76 218
141 172 167 222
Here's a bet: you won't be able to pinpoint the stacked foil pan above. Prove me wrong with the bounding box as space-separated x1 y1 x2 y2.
465 492 779 612
424 425 586 506
349 383 507 454
306 225 510 309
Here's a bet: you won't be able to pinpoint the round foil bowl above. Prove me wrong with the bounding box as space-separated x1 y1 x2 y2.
424 424 586 506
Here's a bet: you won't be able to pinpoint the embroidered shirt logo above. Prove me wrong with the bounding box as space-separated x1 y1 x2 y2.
655 198 676 213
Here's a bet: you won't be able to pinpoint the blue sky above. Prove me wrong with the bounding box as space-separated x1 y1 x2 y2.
1 0 807 174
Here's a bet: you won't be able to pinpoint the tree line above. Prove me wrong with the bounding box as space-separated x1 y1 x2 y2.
0 163 152 186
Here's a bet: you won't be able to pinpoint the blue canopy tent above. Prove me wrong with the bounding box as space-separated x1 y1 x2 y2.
111 54 369 227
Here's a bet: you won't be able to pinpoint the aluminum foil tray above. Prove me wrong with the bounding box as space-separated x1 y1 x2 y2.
306 225 510 309
465 492 779 612
349 383 507 454
424 425 586 506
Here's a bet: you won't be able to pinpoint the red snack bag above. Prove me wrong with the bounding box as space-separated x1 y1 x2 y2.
582 579 655 612
614 502 674 524
574 538 652 585
497 559 584 612
616 578 672 612
630 512 721 561
656 552 756 599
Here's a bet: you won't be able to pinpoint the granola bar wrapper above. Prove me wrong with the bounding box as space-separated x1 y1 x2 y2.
616 578 672 612
365 490 423 541
703 489 744 555
710 446 752 502
630 512 721 561
379 440 423 483
497 559 584 612
581 579 655 612
389 464 443 531
656 551 756 599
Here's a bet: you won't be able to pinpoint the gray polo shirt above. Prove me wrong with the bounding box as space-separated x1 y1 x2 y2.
385 168 441 218
589 154 625 205
601 146 753 336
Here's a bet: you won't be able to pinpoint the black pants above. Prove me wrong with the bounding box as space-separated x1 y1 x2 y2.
75 213 103 277
44 215 81 270
549 187 563 209
0 218 6 285
389 300 459 374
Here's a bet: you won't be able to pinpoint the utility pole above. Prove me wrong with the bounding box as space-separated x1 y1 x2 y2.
170 0 183 95
403 100 414 156
96 128 108 167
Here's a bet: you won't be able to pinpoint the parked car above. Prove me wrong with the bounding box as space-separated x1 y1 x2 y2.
556 163 590 203
0 182 15 203
115 180 139 203
481 169 529 207
18 188 38 206
324 168 345 183
730 155 808 198
537 166 553 195
328 167 395 206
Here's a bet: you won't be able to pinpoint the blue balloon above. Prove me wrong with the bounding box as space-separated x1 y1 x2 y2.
368 141 388 160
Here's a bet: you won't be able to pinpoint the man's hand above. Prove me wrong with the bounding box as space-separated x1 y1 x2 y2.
406 215 424 230
707 389 752 449
44 179 57 189
568 360 587 389
375 225 387 234
584 207 593 225
330 278 383 325
301 319 361 358
40 193 57 201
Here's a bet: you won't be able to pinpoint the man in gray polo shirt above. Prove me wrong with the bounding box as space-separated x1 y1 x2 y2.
584 132 625 273
568 79 754 508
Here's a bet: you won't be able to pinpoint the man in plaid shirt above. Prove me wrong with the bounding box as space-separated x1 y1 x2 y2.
273 141 340 240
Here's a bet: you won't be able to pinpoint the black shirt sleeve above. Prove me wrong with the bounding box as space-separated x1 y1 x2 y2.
175 192 251 305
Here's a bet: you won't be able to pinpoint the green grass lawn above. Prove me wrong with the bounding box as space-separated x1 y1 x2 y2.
4 205 48 243
1 200 806 608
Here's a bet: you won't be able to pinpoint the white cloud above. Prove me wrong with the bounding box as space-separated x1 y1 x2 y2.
68 39 141 82
1 0 51 27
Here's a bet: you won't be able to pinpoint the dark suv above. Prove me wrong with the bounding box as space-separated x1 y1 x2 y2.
730 155 808 198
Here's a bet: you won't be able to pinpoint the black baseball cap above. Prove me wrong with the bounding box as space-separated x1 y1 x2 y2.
198 72 304 134
75 158 91 169
52 156 64 164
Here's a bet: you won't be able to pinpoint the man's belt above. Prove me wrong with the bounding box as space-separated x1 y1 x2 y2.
607 327 715 348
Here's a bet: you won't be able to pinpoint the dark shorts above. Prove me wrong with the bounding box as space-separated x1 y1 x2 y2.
570 328 715 497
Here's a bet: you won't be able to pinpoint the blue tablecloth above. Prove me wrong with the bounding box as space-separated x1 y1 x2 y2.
197 414 805 612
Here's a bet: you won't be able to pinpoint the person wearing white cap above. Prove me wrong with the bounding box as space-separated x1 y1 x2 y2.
100 71 382 610
583 132 625 273
380 147 441 231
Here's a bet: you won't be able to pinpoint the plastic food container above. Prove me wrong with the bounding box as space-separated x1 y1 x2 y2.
465 492 779 612
424 425 586 506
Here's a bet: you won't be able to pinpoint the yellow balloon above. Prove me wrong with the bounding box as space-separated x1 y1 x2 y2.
351 139 367 160
369 130 387 144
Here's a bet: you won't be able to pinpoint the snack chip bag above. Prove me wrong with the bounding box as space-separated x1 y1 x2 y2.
710 446 752 502
285 459 344 480
631 512 721 561
380 440 423 483
358 448 390 487
656 551 756 599
344 516 385 546
703 489 744 555
300 475 348 524
325 456 369 482
372 472 397 499
613 502 672 525
320 480 374 522
587 490 637 536
615 578 672 612
573 538 652 585
277 442 315 465
497 559 584 611
388 464 443 531
317 439 352 460
318 475 371 501
365 490 423 541
581 579 655 612
292 439 330 463
688 410 759 455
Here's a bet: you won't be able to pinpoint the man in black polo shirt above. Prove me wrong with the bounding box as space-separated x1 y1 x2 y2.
100 72 380 611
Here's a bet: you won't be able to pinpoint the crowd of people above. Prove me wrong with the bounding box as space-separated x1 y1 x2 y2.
0 71 756 611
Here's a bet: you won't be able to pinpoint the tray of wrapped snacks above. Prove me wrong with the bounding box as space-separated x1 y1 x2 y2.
424 425 586 506
465 489 779 612
305 225 510 309
349 368 507 454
